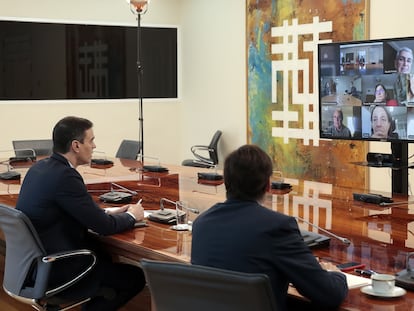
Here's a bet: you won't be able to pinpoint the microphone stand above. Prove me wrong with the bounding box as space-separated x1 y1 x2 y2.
295 216 351 245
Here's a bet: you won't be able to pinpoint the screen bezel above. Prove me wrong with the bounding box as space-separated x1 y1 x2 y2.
0 18 178 100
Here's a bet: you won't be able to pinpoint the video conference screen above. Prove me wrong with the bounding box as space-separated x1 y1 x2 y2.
318 36 414 142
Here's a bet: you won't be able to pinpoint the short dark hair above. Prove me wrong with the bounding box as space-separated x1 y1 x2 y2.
224 144 273 201
52 116 93 153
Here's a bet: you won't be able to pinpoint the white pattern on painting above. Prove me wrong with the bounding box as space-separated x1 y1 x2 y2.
270 17 332 146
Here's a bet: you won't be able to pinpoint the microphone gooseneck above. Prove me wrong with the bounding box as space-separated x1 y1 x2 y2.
159 198 199 214
186 207 200 214
295 216 351 245
110 182 138 195
379 200 414 207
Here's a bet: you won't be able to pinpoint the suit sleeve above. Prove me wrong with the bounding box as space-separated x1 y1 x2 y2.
55 168 135 235
271 217 348 309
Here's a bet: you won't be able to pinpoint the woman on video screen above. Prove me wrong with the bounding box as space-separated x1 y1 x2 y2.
371 106 398 139
373 84 398 106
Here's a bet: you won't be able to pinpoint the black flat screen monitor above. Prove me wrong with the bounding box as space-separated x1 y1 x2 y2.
318 36 414 142
0 20 177 100
318 36 414 195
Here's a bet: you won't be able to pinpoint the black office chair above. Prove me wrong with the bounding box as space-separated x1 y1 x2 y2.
115 139 141 160
12 139 53 158
140 259 277 311
0 204 97 311
181 130 222 168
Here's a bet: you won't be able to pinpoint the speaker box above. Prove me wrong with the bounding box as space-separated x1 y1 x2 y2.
197 172 223 180
147 208 177 224
0 171 21 180
99 191 132 203
143 165 169 173
353 193 393 204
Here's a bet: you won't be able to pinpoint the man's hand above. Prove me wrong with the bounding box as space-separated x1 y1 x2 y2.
320 261 342 272
126 202 145 221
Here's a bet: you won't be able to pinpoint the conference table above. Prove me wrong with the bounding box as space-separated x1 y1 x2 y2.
1 157 414 310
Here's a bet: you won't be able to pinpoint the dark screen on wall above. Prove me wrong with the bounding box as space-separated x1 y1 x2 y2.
0 20 177 100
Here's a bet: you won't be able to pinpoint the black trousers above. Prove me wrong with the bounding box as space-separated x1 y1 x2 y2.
81 258 146 311
49 252 146 311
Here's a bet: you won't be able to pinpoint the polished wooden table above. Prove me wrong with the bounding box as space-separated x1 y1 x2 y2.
1 157 414 310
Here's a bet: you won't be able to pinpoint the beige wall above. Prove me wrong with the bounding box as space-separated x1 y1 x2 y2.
0 0 413 193
0 0 184 165
0 0 246 167
369 0 414 193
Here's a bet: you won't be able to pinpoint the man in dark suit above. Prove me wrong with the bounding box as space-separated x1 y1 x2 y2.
191 144 348 311
16 116 146 311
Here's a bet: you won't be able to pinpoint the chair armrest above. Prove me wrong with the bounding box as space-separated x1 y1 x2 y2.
191 145 214 165
41 249 97 298
42 249 96 263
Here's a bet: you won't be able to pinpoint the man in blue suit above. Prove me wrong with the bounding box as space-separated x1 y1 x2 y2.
191 144 348 311
16 116 145 311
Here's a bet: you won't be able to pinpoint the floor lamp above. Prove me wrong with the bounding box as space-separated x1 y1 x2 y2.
126 0 149 164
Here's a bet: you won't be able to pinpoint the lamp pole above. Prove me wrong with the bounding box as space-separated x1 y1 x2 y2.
127 0 149 164
137 11 144 163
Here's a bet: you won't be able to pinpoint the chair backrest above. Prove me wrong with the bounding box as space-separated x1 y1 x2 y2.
207 130 222 165
0 204 49 299
12 139 53 157
115 140 141 160
140 259 277 311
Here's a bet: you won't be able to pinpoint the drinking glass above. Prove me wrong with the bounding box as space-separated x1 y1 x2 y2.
172 200 189 231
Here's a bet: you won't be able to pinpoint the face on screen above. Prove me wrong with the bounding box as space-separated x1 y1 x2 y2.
319 37 414 142
395 49 413 74
332 110 342 129
371 106 391 138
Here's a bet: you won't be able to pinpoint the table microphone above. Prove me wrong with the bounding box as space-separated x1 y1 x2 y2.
295 216 351 245
93 183 138 204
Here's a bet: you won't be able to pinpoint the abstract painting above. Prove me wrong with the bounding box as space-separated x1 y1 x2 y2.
247 0 369 188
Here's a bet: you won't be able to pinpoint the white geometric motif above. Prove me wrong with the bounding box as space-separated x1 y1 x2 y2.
270 17 332 146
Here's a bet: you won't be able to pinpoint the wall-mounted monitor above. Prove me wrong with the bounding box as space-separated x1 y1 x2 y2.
0 19 177 100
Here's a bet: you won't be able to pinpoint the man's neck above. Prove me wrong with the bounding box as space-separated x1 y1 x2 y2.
59 152 77 168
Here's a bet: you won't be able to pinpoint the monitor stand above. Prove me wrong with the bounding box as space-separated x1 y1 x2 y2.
353 142 411 195
391 142 408 195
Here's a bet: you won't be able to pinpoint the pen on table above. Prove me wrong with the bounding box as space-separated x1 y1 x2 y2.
354 268 376 277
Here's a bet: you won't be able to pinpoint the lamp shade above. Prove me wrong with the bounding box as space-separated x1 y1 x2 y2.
126 0 150 13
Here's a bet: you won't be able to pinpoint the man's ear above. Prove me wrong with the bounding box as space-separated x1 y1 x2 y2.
71 140 81 153
265 179 271 192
